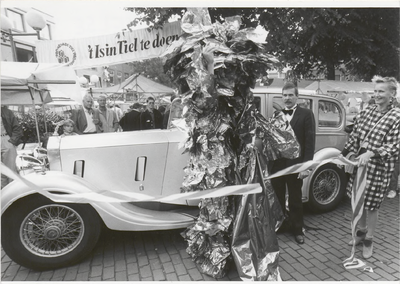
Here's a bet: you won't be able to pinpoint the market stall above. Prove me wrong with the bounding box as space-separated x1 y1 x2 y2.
1 61 80 144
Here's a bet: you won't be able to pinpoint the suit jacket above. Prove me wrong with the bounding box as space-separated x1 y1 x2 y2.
271 106 316 172
71 107 103 134
119 110 141 131
140 109 163 130
1 106 23 146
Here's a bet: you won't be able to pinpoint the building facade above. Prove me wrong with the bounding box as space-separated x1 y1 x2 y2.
1 7 55 62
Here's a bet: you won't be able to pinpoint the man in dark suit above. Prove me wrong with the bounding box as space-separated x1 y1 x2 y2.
119 103 142 131
70 94 103 134
140 97 163 130
270 82 316 244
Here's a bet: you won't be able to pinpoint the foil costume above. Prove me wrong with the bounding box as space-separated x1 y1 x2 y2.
162 8 300 280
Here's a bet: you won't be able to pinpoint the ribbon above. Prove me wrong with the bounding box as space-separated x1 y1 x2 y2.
1 163 262 204
262 155 374 273
342 164 373 272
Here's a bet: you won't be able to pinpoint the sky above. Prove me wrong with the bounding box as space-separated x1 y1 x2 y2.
2 0 147 40
3 0 399 41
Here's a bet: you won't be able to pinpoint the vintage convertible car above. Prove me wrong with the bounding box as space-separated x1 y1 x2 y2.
1 87 348 270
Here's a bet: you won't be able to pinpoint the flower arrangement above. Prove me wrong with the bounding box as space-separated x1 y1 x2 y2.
16 108 63 145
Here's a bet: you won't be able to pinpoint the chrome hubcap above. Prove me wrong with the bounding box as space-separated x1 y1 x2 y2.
313 169 340 205
20 204 85 257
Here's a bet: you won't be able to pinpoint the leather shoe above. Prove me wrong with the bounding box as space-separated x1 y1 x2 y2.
295 235 305 244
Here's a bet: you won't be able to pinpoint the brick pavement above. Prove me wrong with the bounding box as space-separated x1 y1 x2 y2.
2 196 399 281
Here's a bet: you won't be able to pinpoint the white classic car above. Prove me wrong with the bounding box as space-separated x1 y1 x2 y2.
1 87 348 270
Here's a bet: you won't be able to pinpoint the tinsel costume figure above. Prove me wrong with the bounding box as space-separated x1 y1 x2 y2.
162 8 300 280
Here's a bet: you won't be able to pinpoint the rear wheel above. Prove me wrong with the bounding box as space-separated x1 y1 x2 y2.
1 194 101 270
307 163 346 213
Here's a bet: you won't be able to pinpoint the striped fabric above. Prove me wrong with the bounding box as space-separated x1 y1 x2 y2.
342 165 372 272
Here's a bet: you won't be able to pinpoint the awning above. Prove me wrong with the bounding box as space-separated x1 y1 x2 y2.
91 74 174 96
1 61 81 105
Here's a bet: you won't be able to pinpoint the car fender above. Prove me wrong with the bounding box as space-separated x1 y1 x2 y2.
1 171 195 231
1 170 100 215
302 147 343 201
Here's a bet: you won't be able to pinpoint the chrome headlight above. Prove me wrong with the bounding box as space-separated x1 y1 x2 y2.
16 155 47 176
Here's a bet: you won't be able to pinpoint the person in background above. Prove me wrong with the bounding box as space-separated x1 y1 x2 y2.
140 96 163 130
111 103 124 131
158 105 166 117
70 94 103 134
360 92 375 110
119 103 142 131
163 94 178 129
270 82 316 245
98 95 119 132
340 76 400 259
60 119 78 137
1 105 23 188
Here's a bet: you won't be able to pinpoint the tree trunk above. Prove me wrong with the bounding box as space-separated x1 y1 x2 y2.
326 61 336 80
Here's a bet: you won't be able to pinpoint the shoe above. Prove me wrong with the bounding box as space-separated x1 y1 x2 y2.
348 230 366 246
387 190 397 199
295 235 305 244
362 239 373 259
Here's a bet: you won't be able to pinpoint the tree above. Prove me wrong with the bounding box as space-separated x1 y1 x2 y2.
124 7 399 81
130 57 174 88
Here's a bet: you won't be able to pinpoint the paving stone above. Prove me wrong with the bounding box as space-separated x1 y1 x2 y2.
166 272 178 281
187 268 203 281
127 263 139 275
103 265 115 279
170 253 183 265
174 263 188 276
64 266 79 281
25 270 41 281
115 271 128 281
13 268 29 281
137 255 149 267
38 271 54 281
153 268 166 281
139 264 152 278
178 274 191 281
127 273 140 281
162 261 175 274
115 259 127 272
75 271 90 281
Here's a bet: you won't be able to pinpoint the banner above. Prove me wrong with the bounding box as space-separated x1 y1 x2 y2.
36 22 183 69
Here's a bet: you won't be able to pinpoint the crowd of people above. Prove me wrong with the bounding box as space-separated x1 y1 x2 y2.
59 94 177 136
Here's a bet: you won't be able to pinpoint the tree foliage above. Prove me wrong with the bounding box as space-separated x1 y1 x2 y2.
124 7 399 81
129 57 174 88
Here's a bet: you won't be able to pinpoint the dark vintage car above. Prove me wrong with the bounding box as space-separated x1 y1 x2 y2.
1 87 348 270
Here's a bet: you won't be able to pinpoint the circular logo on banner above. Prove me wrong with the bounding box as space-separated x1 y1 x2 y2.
55 43 77 66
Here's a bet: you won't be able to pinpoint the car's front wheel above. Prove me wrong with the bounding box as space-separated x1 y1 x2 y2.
1 194 101 270
307 163 346 213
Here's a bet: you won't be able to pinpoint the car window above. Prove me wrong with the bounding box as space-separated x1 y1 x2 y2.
318 100 342 128
272 97 312 111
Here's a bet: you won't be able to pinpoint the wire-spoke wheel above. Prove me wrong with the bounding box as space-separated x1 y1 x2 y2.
307 163 346 213
2 194 101 270
20 204 85 258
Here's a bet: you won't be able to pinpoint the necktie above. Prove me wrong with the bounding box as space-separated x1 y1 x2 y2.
282 109 294 115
